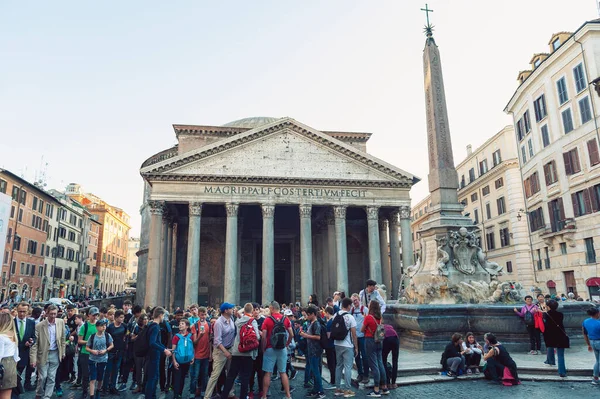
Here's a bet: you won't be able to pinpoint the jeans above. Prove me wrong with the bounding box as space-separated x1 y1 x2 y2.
335 345 354 389
592 339 600 378
355 337 369 378
36 350 60 399
173 362 191 396
526 325 541 351
120 348 134 384
104 351 123 390
220 356 253 399
545 347 566 375
189 357 210 395
382 336 399 385
145 354 160 399
135 356 147 387
365 338 386 386
307 356 323 393
446 356 465 373
78 353 90 393
325 347 336 384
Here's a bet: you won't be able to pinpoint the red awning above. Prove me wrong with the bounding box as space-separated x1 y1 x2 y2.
586 278 600 287
546 280 557 288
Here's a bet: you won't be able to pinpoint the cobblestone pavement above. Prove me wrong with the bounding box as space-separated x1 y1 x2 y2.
18 372 599 399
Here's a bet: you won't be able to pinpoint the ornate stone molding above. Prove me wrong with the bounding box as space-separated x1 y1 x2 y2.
261 204 275 218
148 201 165 216
389 211 400 226
326 210 335 225
299 204 312 218
189 202 203 216
379 218 388 230
333 206 347 220
399 206 411 220
225 203 239 217
366 206 379 220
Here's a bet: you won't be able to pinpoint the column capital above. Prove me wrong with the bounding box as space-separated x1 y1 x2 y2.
366 206 380 220
379 218 388 229
389 211 400 226
261 204 275 218
333 206 347 220
399 205 411 220
326 210 336 225
299 204 312 218
148 201 165 216
189 202 203 216
225 203 239 217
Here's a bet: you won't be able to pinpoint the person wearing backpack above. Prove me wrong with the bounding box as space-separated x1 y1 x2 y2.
333 297 358 398
85 319 114 399
189 306 211 399
171 318 194 399
300 305 326 399
204 303 236 399
513 295 542 354
77 307 99 399
349 294 369 386
261 301 294 399
144 307 173 399
218 303 260 399
361 301 389 397
131 314 149 393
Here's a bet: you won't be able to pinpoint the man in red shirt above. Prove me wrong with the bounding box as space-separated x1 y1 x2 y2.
189 306 211 398
261 301 294 399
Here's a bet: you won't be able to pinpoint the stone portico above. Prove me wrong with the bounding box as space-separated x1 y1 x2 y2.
137 117 418 308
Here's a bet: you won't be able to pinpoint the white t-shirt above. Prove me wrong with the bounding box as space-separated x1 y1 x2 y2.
333 310 357 348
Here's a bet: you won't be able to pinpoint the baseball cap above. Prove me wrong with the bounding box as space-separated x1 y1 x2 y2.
88 307 100 316
284 309 293 316
220 302 235 313
96 319 108 327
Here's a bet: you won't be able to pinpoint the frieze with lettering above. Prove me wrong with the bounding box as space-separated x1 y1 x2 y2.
204 185 367 199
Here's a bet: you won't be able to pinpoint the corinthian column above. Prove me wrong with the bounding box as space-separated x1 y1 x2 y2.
146 201 164 307
158 210 170 306
399 205 414 280
334 206 348 294
261 204 275 304
224 203 239 304
379 218 391 292
186 202 202 307
299 204 314 304
389 210 401 298
366 206 382 283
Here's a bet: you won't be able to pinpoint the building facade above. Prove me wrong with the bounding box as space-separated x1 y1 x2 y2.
66 184 130 294
127 238 139 281
505 20 600 299
138 117 417 308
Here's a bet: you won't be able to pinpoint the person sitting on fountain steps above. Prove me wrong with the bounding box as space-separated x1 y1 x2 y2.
482 333 520 385
461 332 482 374
440 333 466 378
513 295 542 354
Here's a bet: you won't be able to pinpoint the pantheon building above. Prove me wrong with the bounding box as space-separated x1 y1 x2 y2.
137 117 418 308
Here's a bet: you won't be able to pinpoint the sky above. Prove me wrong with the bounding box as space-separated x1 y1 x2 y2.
0 1 597 237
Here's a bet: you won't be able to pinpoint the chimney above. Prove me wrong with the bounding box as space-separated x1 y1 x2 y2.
466 144 472 156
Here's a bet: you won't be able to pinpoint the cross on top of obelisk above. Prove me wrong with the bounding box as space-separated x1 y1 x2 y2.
421 3 434 38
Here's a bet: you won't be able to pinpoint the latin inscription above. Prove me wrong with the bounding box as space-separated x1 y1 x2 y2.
203 185 367 198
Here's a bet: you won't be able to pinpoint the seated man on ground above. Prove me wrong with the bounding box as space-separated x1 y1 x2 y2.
440 333 465 378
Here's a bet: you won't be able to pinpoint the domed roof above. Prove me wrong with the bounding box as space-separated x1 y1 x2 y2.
222 116 280 129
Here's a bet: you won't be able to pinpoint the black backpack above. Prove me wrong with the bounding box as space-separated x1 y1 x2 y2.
317 318 329 350
134 324 152 357
330 312 349 341
524 307 535 326
269 316 287 349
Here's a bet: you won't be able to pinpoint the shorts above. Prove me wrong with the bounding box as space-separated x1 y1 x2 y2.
262 347 287 373
88 360 107 381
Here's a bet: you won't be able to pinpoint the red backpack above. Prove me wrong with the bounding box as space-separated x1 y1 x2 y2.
238 318 259 353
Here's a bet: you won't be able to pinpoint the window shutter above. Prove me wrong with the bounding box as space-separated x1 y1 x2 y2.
563 152 572 175
572 149 581 173
558 197 566 221
544 163 551 185
584 189 593 215
572 193 580 217
588 139 600 166
548 203 556 231
524 178 531 198
589 187 599 213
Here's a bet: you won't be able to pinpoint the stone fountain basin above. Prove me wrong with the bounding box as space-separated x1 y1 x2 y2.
384 301 593 352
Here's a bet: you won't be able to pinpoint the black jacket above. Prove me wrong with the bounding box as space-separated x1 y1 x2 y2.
14 317 36 368
440 342 462 370
543 310 570 348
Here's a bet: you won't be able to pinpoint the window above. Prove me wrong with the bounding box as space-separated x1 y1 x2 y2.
474 209 479 224
38 199 43 213
19 190 26 205
586 237 597 264
0 179 6 194
479 159 488 175
20 263 24 275
523 110 531 133
545 247 551 269
544 161 558 185
460 198 468 206
588 139 600 166
537 249 542 270
13 236 20 251
3 251 8 265
560 242 567 255
563 148 581 175
541 125 550 147
25 264 30 275
492 150 502 166
574 63 586 93
548 197 566 232
471 193 478 202
534 94 547 122
460 175 466 188
499 227 510 247
27 240 37 255
527 139 534 157
17 209 22 222
557 77 569 104
469 168 476 182
10 206 14 219
45 204 54 219
486 203 492 219
39 265 44 277
516 118 524 141
58 227 66 239
485 231 496 250
497 197 506 215
521 146 527 163
506 261 513 273
562 108 574 133
529 207 545 232
32 197 37 211
40 244 44 257
580 96 592 124
482 186 490 196
552 38 561 50
534 58 541 68
10 262 15 275
524 172 540 198
11 186 19 201
572 189 592 217
68 231 76 242
6 228 11 244
93 252 97 260
494 177 504 189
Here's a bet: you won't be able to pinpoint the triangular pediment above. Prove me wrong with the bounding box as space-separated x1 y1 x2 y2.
141 118 418 187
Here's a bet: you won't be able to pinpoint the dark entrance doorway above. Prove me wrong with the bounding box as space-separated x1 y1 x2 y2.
274 243 291 305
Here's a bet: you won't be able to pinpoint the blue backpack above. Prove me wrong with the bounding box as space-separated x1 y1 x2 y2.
174 333 194 364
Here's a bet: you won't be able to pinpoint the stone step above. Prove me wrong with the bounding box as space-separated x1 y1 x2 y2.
395 373 592 386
